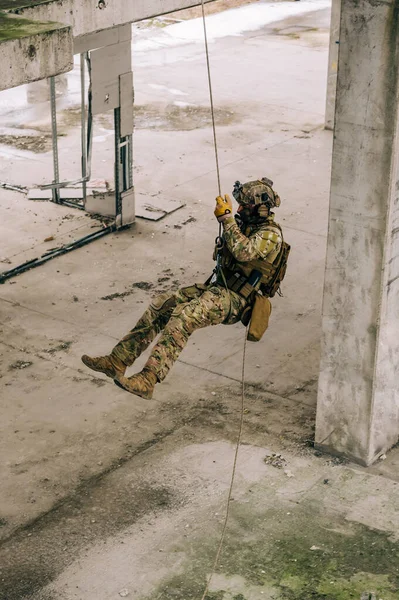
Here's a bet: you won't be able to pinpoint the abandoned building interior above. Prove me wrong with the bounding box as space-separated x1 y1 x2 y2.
0 1 398 599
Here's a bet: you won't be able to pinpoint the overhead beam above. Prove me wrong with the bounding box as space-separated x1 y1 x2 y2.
0 0 216 39
0 12 73 91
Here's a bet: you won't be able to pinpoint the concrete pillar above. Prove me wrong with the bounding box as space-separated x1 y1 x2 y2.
316 0 399 466
324 0 341 130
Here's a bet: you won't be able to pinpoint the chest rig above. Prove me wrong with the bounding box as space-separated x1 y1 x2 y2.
219 220 290 299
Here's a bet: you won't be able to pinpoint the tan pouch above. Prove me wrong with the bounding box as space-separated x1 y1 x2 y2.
180 283 207 299
247 295 272 342
150 292 176 312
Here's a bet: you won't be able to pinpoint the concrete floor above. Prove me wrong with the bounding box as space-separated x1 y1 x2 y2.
0 2 399 599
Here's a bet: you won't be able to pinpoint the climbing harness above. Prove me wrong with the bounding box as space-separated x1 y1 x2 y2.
199 2 248 599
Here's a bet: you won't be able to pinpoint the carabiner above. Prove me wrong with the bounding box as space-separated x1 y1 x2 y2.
215 235 224 249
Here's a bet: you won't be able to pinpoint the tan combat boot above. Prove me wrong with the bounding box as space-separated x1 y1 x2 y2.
114 368 157 399
81 354 126 379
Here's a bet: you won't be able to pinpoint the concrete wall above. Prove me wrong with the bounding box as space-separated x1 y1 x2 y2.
316 0 399 465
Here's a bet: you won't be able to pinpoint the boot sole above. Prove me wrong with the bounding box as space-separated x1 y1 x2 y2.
81 355 122 379
113 378 153 400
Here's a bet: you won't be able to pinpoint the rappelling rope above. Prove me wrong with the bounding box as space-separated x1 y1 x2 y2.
200 329 248 600
199 2 247 599
200 0 222 242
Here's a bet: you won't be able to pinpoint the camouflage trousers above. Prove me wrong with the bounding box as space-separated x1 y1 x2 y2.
112 283 246 382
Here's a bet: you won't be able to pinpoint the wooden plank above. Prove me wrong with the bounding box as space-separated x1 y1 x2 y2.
118 24 132 43
90 40 131 84
135 193 185 221
74 28 119 55
74 23 131 54
91 79 119 115
121 187 135 226
90 39 131 114
119 72 134 137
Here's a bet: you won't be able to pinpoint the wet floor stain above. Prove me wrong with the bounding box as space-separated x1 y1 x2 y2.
87 104 240 132
0 133 52 153
0 480 179 600
0 103 240 154
272 25 320 40
133 104 240 131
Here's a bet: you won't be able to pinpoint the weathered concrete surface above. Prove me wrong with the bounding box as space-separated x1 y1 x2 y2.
324 0 340 129
3 433 399 600
316 0 399 465
0 13 73 91
1 3 399 599
1 0 216 38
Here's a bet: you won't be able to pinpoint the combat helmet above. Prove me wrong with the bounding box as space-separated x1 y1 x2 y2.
232 177 280 217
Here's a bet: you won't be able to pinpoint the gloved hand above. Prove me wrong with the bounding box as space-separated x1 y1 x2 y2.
214 194 233 222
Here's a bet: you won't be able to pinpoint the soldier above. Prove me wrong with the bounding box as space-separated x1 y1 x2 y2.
82 178 288 399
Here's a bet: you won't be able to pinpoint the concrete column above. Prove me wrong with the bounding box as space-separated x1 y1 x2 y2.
324 0 341 130
316 0 399 466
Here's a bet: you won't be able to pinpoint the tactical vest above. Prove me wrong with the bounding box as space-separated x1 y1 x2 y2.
220 222 290 298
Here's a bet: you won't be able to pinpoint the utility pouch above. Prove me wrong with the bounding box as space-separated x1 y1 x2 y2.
180 283 207 299
228 269 262 299
247 295 272 342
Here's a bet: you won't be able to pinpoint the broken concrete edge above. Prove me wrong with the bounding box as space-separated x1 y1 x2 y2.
314 441 394 467
314 443 368 467
0 13 73 91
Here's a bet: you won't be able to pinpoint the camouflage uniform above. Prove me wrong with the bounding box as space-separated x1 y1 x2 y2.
111 213 282 382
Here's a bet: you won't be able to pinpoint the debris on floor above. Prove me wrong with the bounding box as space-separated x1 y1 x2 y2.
135 193 185 221
264 453 287 469
8 360 33 370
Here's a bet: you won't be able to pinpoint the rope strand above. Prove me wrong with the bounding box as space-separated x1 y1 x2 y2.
199 4 246 599
200 330 248 600
200 0 222 199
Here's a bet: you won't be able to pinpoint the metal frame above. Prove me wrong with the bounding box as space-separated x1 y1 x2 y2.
39 52 93 208
1 25 136 284
0 100 131 283
81 52 87 201
49 76 60 204
0 52 134 284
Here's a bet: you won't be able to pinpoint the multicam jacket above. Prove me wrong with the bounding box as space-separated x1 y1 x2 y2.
222 214 283 265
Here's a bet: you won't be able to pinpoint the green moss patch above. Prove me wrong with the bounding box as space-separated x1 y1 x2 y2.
144 497 399 600
0 13 65 41
0 1 53 11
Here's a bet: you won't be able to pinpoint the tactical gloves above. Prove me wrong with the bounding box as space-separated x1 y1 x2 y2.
214 194 233 222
